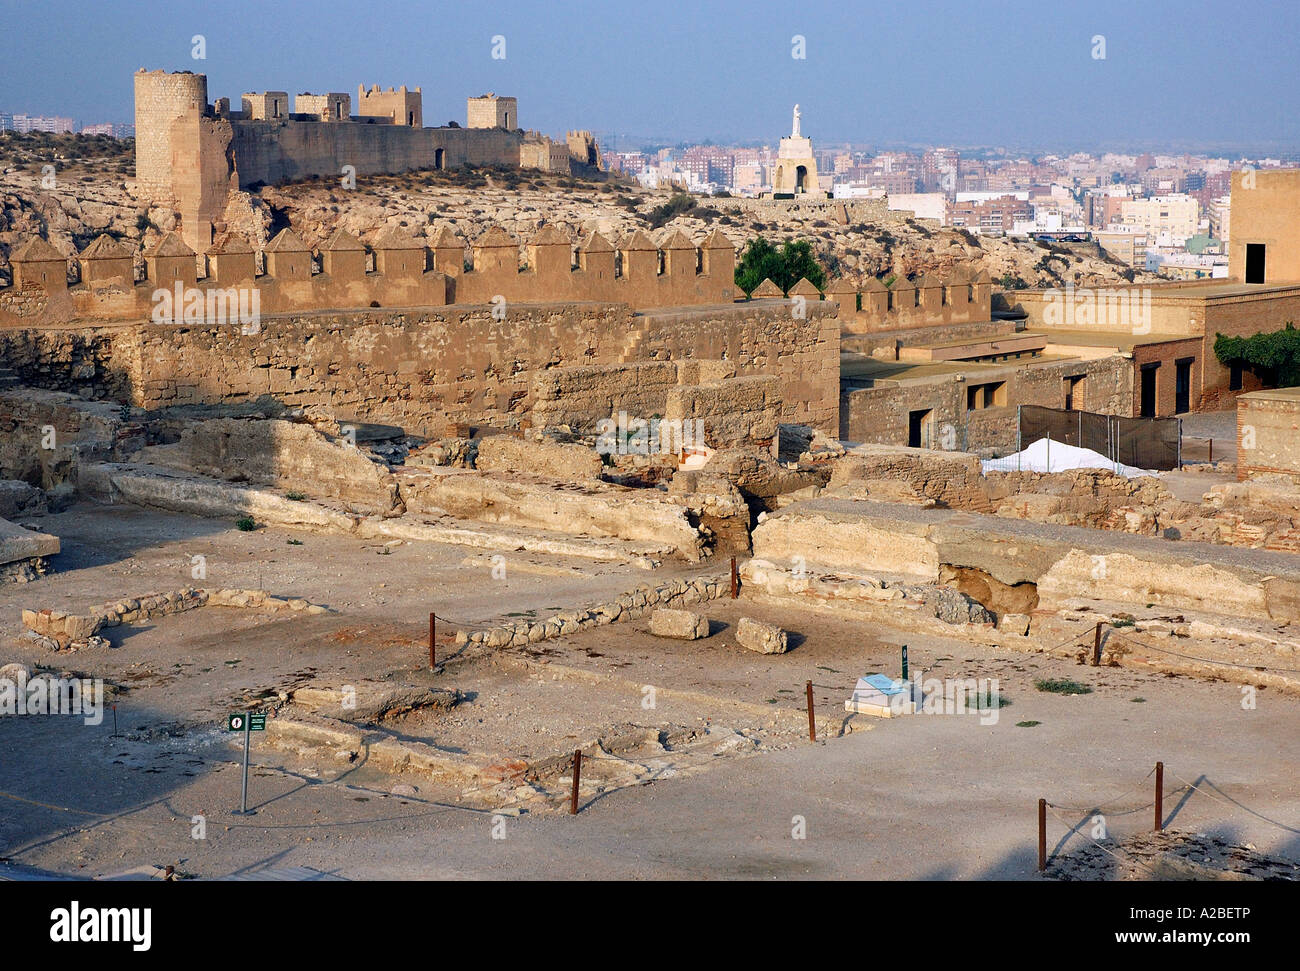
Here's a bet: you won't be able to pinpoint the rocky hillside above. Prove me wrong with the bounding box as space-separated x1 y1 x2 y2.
1 145 1151 290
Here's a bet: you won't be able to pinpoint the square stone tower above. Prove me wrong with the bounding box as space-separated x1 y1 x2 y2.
467 93 517 130
294 92 351 121
356 85 422 127
241 92 290 120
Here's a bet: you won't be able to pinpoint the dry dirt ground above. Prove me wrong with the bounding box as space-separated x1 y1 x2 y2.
2 503 1298 880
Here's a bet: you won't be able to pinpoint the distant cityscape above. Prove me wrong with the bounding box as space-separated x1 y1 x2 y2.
0 110 133 138
603 134 1300 281
6 96 1300 282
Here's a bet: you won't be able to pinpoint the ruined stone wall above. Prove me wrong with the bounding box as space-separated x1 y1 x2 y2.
530 361 683 432
0 389 130 490
0 301 835 439
633 301 839 434
227 120 522 188
1237 390 1300 482
0 284 52 322
827 445 990 510
158 418 402 514
665 374 780 453
127 304 636 435
0 326 135 401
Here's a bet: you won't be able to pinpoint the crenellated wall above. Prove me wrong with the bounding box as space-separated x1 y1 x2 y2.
825 268 993 336
0 225 739 329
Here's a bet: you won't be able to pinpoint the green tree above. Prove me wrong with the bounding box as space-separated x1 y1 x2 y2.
735 237 826 295
1214 322 1300 387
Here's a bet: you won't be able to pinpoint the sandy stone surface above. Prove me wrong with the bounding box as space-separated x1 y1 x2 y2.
1 502 1297 880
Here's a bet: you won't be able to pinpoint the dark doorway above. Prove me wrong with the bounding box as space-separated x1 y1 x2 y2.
908 408 933 448
434 148 445 170
1246 243 1266 284
796 165 808 192
1064 374 1086 411
1140 363 1158 418
1174 358 1192 414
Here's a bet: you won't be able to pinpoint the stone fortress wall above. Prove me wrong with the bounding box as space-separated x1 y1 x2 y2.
0 222 839 439
133 69 582 251
0 224 739 327
0 299 841 440
824 268 993 334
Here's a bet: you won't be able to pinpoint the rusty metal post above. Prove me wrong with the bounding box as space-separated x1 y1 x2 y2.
429 611 436 669
1154 761 1164 832
805 680 816 742
1209 439 1213 464
570 749 582 815
1093 622 1103 666
1038 798 1047 872
730 556 738 598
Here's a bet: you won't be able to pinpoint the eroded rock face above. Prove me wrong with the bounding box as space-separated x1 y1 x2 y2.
705 448 827 505
147 418 402 516
399 467 704 560
736 616 789 655
649 607 710 640
997 612 1032 636
406 438 476 468
668 471 752 555
0 480 47 519
474 434 603 482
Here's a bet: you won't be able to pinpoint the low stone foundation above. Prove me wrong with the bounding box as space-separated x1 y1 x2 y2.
22 587 330 649
461 574 730 648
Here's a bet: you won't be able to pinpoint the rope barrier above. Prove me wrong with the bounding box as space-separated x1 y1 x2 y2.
1166 770 1300 836
1043 803 1166 879
1106 627 1300 677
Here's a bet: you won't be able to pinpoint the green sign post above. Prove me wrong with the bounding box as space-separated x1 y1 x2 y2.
228 711 266 814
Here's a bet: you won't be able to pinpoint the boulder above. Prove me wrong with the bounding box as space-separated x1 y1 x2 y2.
736 616 789 655
997 612 1032 636
649 607 710 640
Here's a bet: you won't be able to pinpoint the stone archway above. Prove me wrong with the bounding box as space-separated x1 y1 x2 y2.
796 165 808 192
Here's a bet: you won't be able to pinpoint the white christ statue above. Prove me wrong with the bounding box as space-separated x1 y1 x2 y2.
792 104 801 137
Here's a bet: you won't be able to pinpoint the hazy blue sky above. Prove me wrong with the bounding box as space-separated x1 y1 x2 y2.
2 0 1297 152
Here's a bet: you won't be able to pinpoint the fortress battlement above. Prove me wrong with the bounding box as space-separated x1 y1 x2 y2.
133 69 591 252
0 225 738 328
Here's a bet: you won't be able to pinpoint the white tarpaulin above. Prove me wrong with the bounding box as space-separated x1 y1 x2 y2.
983 437 1155 478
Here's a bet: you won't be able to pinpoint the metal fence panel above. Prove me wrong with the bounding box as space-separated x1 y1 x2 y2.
1015 405 1181 472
